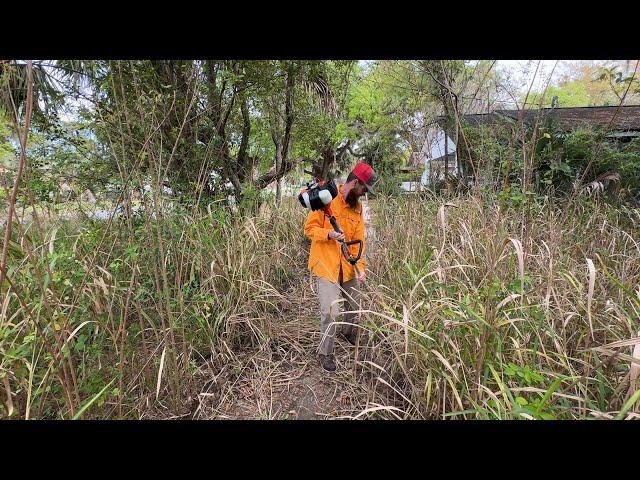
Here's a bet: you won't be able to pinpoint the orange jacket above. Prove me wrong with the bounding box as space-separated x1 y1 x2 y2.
303 184 366 283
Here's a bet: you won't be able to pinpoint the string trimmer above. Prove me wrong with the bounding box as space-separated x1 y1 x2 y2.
299 177 367 360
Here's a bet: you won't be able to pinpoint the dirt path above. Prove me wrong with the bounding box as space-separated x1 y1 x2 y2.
191 277 369 419
192 200 377 420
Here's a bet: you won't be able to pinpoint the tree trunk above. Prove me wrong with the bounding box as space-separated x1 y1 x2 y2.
270 63 295 208
275 141 283 206
454 97 462 180
444 127 449 181
321 146 333 180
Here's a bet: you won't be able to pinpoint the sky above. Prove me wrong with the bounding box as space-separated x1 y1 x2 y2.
358 59 572 94
496 60 636 91
495 60 561 90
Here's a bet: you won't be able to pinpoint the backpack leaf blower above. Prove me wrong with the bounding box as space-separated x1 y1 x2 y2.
298 178 363 267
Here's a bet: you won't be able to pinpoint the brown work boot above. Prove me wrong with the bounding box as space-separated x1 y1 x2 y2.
318 354 336 372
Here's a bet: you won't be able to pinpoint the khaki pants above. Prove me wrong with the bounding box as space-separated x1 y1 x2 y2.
317 276 362 356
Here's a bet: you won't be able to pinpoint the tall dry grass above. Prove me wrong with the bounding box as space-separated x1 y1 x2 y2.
350 192 640 419
3 186 640 419
0 196 309 419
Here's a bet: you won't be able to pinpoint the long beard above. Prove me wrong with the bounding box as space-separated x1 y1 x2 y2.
346 189 360 209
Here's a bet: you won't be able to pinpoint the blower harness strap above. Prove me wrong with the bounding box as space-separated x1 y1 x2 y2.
324 206 363 269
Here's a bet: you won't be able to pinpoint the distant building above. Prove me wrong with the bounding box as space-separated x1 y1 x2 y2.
459 104 640 141
401 125 460 190
401 105 640 191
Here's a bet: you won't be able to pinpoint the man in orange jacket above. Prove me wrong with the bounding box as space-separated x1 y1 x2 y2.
303 162 377 372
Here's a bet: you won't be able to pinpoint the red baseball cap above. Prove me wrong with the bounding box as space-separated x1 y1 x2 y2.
351 162 378 193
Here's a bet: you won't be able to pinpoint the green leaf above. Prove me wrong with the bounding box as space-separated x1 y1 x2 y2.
72 378 115 420
535 378 563 416
616 389 640 420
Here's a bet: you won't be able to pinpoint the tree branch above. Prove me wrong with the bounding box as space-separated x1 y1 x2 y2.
256 157 306 189
1 61 33 292
237 95 250 174
347 145 368 158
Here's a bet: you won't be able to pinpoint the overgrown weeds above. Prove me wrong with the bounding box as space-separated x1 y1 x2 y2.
349 192 640 419
1 198 308 419
2 190 640 419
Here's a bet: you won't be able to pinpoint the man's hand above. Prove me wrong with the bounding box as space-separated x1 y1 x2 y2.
328 230 345 242
356 269 366 285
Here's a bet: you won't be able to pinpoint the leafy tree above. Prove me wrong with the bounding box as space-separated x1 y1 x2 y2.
527 61 640 108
